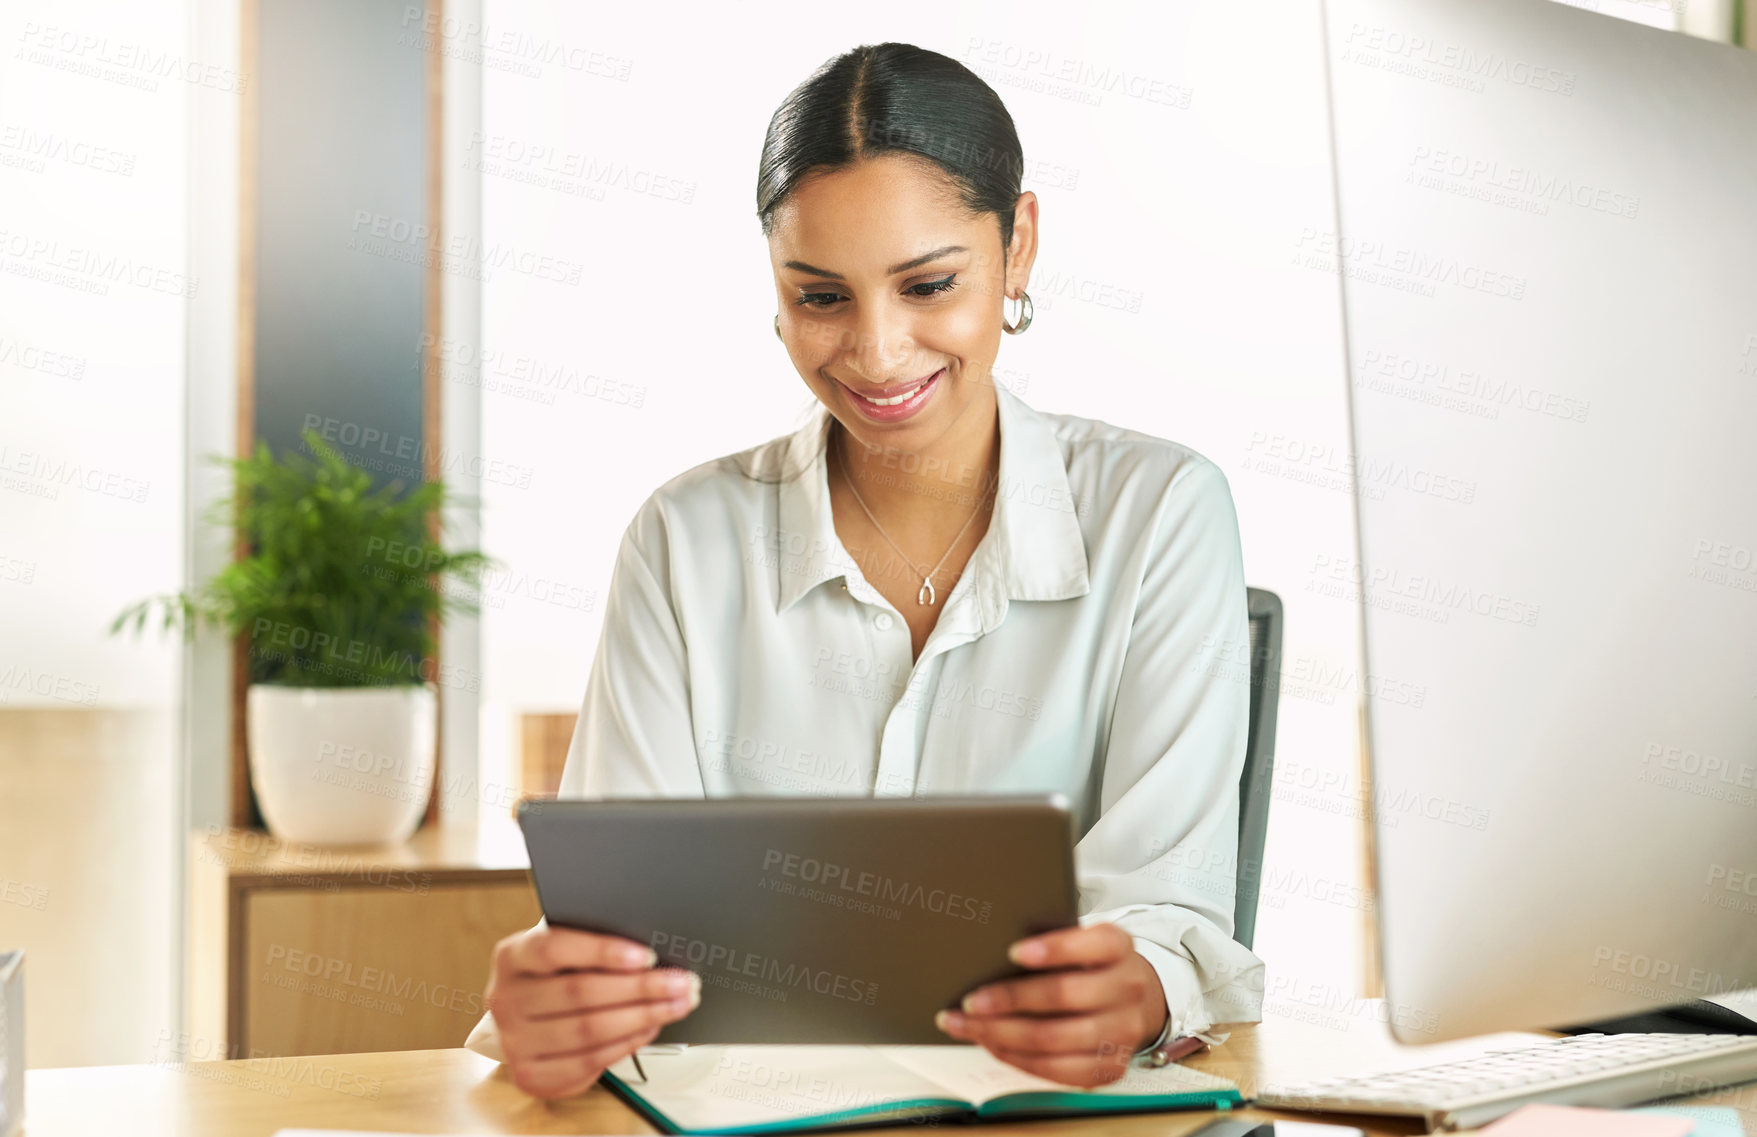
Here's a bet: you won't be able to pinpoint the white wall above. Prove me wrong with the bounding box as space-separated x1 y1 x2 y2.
0 0 191 710
472 0 1367 996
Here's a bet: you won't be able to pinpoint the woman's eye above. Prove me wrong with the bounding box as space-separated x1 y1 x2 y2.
908 275 959 298
794 276 958 308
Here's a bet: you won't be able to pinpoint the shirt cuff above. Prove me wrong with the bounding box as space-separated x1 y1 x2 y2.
464 1010 505 1062
1130 936 1234 1052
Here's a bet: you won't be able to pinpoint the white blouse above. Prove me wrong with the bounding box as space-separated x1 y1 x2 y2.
464 381 1266 1061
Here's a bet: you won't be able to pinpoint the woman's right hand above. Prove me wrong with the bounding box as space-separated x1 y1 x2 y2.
484 923 701 1100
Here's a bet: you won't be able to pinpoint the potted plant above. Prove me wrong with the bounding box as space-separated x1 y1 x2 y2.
113 429 492 846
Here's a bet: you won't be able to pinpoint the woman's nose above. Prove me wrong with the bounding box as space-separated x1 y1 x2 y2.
842 305 918 384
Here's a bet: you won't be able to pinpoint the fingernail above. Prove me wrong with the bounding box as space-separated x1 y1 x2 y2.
625 944 658 967
962 991 991 1014
935 1010 965 1033
1008 940 1046 966
665 971 693 995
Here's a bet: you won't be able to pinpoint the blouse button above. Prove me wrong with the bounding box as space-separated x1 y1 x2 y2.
874 612 894 631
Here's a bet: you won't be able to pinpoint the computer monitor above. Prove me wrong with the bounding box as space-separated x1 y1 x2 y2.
1320 0 1757 1043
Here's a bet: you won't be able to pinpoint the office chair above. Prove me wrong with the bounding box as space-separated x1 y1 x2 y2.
1233 587 1283 951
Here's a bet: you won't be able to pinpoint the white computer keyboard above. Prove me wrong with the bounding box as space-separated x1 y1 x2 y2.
1256 1031 1757 1131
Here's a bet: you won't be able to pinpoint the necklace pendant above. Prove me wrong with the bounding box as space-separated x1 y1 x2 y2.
918 577 936 606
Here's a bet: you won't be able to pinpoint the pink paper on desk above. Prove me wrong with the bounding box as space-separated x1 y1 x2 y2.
1481 1103 1697 1136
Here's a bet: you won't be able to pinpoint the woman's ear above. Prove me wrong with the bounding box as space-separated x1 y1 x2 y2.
1006 190 1040 298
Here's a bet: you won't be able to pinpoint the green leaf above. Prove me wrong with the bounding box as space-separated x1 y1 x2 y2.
107 425 500 687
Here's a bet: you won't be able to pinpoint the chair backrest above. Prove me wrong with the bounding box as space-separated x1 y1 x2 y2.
1234 587 1283 951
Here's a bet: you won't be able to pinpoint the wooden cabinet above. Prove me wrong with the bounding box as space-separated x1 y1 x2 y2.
187 821 539 1058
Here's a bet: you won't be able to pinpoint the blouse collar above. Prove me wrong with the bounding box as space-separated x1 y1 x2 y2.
774 381 1091 631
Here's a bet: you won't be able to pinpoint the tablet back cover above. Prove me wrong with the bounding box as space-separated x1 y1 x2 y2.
517 796 1078 1044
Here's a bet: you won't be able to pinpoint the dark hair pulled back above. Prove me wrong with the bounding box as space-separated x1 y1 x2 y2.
756 43 1025 260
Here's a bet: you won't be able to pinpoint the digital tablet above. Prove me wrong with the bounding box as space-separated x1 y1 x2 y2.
516 795 1079 1045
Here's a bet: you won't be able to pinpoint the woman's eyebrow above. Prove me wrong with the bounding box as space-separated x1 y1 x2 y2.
783 244 969 281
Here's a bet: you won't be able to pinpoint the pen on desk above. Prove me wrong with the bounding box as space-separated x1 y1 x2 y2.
631 1050 647 1082
1146 1035 1208 1066
1164 1036 1207 1061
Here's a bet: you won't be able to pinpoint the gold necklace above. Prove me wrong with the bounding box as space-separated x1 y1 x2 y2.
833 429 994 606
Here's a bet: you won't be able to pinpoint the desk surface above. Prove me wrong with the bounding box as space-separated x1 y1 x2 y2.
31 1010 1754 1137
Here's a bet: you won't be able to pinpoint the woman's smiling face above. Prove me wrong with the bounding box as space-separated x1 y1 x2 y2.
768 153 1036 458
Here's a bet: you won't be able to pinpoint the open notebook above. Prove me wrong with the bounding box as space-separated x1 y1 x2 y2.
602 1044 1242 1134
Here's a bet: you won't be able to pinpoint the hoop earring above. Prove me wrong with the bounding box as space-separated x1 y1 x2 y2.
1002 290 1033 335
774 314 782 341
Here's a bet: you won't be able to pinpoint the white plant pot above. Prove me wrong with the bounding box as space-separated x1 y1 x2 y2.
247 683 437 846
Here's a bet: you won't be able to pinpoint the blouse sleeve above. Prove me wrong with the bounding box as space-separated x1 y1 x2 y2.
1073 458 1266 1045
557 496 707 800
465 496 706 1062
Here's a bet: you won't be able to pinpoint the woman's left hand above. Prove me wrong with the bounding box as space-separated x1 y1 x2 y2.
934 922 1168 1087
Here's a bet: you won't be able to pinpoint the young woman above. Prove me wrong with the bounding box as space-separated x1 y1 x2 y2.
467 42 1264 1101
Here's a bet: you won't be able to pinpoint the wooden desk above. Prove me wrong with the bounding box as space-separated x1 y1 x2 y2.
188 820 541 1059
27 1010 1757 1136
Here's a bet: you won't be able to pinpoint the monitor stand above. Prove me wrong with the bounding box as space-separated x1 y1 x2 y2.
1559 998 1757 1036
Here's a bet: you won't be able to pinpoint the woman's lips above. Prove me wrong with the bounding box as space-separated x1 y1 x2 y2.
841 368 945 423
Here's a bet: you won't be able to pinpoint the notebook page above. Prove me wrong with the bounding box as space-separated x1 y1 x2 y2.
880 1045 1237 1106
605 1045 967 1131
